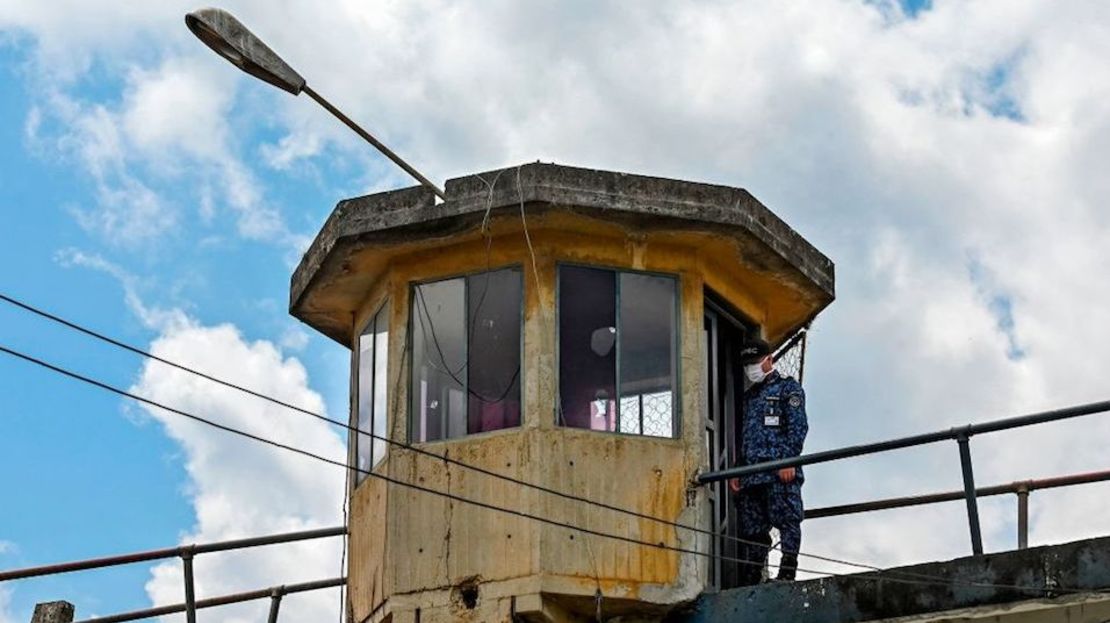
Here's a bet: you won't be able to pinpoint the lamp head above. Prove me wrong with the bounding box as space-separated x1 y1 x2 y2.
185 8 306 95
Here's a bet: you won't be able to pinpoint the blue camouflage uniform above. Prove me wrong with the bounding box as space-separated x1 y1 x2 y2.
736 369 808 582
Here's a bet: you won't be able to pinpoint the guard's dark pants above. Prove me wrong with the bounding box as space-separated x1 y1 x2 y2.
736 481 803 583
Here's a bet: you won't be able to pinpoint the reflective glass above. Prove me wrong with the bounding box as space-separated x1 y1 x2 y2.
411 278 467 442
618 272 676 437
372 303 389 466
467 268 522 433
356 316 375 483
558 266 617 430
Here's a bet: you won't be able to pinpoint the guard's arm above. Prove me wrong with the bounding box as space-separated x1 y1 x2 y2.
785 384 809 457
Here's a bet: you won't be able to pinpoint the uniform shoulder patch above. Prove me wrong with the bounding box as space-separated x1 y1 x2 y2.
788 395 803 408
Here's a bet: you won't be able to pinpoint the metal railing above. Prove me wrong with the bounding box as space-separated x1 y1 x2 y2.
698 398 1110 555
2 526 346 623
77 577 345 623
806 469 1110 550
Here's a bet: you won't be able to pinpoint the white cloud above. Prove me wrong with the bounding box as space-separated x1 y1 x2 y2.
0 586 15 623
51 251 345 619
29 93 178 245
55 248 190 331
260 131 323 172
121 59 231 160
20 48 296 246
133 319 345 621
0 543 17 623
117 58 291 242
279 325 310 352
8 0 1110 594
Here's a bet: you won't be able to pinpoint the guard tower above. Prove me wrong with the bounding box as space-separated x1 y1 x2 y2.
290 163 834 622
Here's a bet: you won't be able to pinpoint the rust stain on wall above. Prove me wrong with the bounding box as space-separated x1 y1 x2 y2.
338 207 828 621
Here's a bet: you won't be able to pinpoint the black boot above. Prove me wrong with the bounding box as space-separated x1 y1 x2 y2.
776 553 798 581
736 544 762 586
738 535 772 586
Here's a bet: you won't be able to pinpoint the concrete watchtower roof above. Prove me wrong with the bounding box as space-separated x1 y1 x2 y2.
290 162 835 344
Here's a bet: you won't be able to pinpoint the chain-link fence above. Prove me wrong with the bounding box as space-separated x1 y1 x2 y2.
618 391 674 437
772 328 809 385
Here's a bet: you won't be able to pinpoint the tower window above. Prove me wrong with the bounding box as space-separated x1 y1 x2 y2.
410 267 523 442
355 302 390 483
558 265 678 438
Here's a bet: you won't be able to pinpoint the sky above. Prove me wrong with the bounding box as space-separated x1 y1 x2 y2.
1 0 1110 620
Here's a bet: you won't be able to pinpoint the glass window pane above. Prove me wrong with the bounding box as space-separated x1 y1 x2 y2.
411 278 467 442
559 266 617 430
372 303 389 466
467 268 522 434
356 319 375 483
619 273 676 438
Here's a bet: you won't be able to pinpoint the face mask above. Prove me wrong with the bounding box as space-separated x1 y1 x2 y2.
744 363 767 384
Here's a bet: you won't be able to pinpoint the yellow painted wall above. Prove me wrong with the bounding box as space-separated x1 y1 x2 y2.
343 208 822 622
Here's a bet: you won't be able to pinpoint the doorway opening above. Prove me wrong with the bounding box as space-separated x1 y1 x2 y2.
703 293 760 590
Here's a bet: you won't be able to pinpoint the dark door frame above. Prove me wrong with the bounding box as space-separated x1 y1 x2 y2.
703 293 759 590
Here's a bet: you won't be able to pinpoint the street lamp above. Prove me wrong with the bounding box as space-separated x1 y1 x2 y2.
185 7 447 201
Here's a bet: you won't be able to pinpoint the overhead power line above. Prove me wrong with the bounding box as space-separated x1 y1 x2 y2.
0 342 1092 597
1 293 1094 590
0 343 813 576
0 292 866 571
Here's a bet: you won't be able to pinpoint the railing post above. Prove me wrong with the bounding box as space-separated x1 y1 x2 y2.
956 432 984 555
267 586 285 623
181 547 197 623
1016 483 1030 550
30 601 74 623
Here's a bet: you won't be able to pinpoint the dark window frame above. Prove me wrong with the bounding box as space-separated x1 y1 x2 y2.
407 264 526 444
555 262 682 439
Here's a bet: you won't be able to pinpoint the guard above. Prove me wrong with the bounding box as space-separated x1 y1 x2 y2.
730 337 809 584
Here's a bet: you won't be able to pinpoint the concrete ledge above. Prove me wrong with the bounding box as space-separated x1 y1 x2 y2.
676 537 1110 623
289 162 834 343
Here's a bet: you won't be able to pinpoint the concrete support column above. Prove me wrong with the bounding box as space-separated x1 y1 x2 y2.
30 601 74 623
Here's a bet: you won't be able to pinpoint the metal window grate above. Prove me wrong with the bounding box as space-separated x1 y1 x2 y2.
772 328 808 384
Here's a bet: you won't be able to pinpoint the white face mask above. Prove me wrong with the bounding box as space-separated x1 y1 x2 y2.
744 363 767 384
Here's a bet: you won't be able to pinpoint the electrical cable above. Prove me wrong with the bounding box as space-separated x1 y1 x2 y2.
338 440 351 623
0 342 1093 597
1 291 833 567
0 343 814 576
0 292 1003 579
515 165 542 306
468 168 508 352
413 284 520 405
408 170 523 405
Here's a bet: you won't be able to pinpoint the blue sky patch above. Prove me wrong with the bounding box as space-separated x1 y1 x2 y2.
967 256 1027 361
900 0 933 18
866 0 933 22
978 60 1026 122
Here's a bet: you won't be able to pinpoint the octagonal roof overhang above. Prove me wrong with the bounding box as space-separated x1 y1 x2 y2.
290 162 835 346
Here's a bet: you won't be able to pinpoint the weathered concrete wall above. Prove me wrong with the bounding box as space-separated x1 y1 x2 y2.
292 163 835 345
348 475 388 617
676 536 1110 623
30 602 74 623
884 593 1110 622
338 207 829 622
